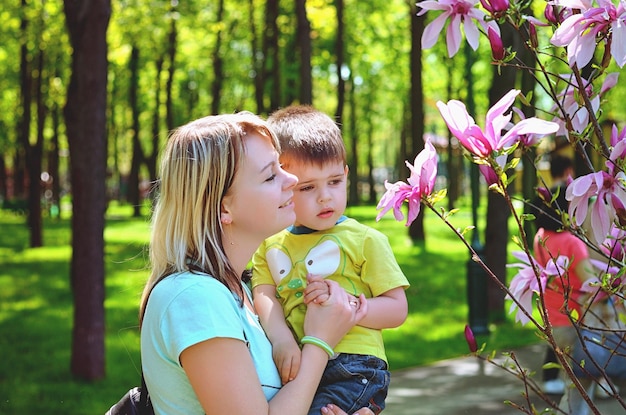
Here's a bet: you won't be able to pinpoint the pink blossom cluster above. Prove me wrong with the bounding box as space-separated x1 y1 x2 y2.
380 0 626 329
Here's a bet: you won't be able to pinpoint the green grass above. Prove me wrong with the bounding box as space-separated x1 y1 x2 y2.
0 200 539 414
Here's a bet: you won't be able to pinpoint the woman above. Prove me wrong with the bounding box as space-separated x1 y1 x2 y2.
139 112 371 415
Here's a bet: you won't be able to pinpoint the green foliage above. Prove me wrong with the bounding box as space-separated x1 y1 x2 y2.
0 201 538 414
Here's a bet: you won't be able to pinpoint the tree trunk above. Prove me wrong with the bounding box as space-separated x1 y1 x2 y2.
0 151 6 201
29 48 45 247
296 0 312 104
484 21 521 321
211 0 225 115
264 0 280 112
165 12 177 131
348 75 358 205
249 0 264 114
446 60 461 211
128 46 143 217
50 103 62 219
63 0 110 381
365 98 376 205
334 0 345 123
17 0 31 201
147 57 163 183
408 2 426 242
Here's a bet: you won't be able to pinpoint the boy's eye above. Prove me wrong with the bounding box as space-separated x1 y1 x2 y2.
299 185 313 192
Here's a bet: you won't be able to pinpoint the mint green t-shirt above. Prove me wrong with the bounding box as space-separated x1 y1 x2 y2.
141 272 281 415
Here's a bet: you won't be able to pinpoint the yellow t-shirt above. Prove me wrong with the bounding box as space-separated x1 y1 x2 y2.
252 217 409 362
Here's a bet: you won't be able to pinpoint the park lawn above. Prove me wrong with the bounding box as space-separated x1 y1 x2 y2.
0 201 539 415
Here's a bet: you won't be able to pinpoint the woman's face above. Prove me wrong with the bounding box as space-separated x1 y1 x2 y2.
222 132 298 241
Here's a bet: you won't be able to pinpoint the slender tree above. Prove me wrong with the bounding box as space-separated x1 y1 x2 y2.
127 46 144 217
334 0 345 123
484 20 530 321
210 0 225 115
63 0 111 381
147 56 164 184
250 0 264 114
408 1 426 242
263 0 280 112
165 9 177 131
295 0 312 104
16 0 31 203
29 47 45 246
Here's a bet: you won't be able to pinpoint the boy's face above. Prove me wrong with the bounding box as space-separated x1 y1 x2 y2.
285 159 348 231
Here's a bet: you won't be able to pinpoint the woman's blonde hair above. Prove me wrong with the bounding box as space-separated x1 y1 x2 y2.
139 112 279 322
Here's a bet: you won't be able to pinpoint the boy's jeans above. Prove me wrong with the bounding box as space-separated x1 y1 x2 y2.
309 353 390 415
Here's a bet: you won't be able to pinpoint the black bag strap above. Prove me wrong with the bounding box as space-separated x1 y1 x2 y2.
138 372 151 415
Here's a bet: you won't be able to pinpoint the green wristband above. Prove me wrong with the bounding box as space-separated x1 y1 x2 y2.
300 336 335 358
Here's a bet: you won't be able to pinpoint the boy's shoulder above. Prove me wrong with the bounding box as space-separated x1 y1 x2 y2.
336 217 385 238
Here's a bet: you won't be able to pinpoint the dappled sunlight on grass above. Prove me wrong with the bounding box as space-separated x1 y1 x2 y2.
0 202 542 414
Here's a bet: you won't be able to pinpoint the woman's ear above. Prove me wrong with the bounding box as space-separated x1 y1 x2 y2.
220 195 233 225
220 205 233 225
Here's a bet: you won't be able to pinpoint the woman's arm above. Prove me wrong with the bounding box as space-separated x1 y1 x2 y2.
254 284 302 383
182 337 329 415
182 280 364 415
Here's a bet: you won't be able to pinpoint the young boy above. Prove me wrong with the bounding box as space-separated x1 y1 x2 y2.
252 105 410 415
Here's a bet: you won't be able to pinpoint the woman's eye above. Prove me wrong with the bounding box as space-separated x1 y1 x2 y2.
265 174 277 182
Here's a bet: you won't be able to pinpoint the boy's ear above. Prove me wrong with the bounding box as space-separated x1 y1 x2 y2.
344 165 349 176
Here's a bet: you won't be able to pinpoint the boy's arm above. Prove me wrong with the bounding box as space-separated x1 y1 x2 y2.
355 287 408 330
253 284 302 384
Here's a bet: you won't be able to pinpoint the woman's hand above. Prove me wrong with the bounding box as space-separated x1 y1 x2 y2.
303 277 366 348
320 404 375 415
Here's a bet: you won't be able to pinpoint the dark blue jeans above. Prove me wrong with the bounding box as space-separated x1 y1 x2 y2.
309 353 390 415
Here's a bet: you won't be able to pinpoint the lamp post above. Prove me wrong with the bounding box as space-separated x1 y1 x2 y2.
464 43 490 335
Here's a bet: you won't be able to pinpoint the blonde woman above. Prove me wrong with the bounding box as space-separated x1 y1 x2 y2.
139 112 371 415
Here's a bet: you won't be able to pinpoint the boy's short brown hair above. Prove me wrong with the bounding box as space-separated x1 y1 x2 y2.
267 105 346 168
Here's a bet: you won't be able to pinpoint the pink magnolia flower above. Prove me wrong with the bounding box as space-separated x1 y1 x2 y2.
550 0 626 68
550 73 618 137
417 0 500 58
478 154 507 186
436 89 559 158
506 251 570 325
543 3 569 25
608 123 626 171
584 258 623 302
566 170 626 243
600 225 626 262
566 122 626 242
376 139 438 226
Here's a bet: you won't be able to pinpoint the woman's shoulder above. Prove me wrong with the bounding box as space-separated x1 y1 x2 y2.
152 271 236 305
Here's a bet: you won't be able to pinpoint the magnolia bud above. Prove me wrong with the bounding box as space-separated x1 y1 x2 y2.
480 0 509 17
465 325 478 353
544 5 559 24
529 23 538 49
488 27 505 60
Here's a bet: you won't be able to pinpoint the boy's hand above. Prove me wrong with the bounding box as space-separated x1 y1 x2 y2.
271 337 302 384
304 274 330 304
